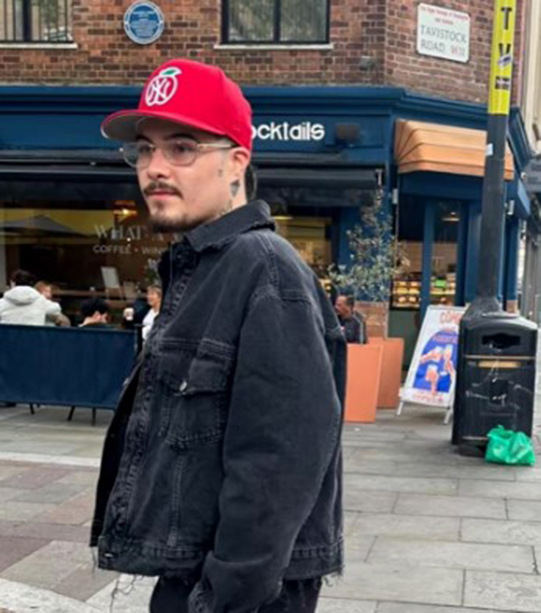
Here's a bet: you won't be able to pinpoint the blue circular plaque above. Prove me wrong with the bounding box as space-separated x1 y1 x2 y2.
124 2 165 45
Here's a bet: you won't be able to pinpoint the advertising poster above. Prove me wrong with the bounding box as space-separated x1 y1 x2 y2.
401 306 466 408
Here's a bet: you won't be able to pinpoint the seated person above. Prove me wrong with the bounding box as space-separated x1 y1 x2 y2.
142 285 162 341
35 280 70 326
334 295 366 344
79 298 111 328
122 291 150 330
0 270 61 326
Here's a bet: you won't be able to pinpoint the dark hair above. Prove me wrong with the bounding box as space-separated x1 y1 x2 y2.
11 269 36 287
336 294 355 309
81 298 110 318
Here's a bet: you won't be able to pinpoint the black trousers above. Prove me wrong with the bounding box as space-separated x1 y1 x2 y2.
150 577 321 613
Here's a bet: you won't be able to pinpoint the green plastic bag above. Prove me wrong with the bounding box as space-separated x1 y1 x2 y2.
485 425 536 466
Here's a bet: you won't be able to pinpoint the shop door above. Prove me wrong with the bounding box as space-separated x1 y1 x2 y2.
420 200 466 317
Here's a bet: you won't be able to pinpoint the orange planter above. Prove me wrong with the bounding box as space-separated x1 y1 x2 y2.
368 337 405 409
344 343 383 423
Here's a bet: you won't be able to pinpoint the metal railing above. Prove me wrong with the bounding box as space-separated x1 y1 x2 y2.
0 0 72 43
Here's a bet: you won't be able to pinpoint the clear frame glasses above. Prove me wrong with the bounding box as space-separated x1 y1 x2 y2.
120 138 235 169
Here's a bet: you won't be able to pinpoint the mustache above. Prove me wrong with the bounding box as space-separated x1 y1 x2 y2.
143 181 182 197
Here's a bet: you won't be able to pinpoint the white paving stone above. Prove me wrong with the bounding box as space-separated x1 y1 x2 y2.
345 473 458 496
352 513 460 540
86 575 155 612
378 604 501 613
0 578 100 612
317 598 377 612
368 538 535 573
459 478 541 500
344 489 398 513
507 499 541 521
0 451 99 468
322 563 463 606
395 493 506 519
461 518 541 546
464 570 541 612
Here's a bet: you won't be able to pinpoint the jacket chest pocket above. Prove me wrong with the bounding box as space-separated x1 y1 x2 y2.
158 353 230 450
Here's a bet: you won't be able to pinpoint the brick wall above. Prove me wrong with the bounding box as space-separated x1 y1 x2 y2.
0 0 525 105
384 0 526 105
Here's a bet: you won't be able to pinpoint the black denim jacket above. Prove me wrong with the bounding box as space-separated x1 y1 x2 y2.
90 201 346 613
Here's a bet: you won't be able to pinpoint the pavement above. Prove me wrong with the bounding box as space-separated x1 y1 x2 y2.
1 401 541 612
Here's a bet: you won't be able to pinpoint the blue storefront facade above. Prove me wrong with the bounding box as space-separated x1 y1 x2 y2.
0 85 532 352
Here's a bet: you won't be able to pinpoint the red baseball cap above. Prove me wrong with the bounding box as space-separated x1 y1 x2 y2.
101 59 253 151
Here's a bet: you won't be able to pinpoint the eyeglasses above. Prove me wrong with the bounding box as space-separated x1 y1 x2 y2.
120 138 235 169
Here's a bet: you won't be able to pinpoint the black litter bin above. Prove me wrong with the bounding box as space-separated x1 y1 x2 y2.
453 313 537 454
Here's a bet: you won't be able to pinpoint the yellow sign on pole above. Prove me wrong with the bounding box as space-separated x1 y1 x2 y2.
488 0 516 116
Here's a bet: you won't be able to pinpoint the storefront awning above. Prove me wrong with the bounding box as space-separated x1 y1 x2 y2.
395 120 514 181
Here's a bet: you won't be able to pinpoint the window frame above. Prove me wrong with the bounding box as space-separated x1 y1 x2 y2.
221 0 331 46
0 0 73 44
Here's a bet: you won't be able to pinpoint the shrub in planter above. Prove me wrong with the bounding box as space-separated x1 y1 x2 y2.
328 191 409 338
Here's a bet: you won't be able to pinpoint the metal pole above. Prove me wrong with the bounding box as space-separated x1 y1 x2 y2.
453 0 518 446
467 0 517 317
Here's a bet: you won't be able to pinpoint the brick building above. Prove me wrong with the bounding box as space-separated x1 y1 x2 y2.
0 0 534 355
0 0 525 103
0 0 527 103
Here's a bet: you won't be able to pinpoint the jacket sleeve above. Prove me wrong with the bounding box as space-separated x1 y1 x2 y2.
189 291 343 613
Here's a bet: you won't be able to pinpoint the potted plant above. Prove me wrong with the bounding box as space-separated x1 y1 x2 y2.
328 191 407 417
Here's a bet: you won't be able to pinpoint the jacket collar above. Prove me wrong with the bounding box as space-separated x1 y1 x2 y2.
184 200 275 253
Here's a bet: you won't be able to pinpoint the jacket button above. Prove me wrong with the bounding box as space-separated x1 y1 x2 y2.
179 380 188 393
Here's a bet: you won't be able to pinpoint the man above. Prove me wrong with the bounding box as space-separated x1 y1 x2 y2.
35 281 71 326
35 280 53 301
141 284 162 341
0 269 61 326
335 295 365 344
79 298 111 328
91 59 345 613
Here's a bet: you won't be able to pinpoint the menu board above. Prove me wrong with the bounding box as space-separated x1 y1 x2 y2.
401 305 466 408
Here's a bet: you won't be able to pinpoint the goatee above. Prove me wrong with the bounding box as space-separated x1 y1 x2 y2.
150 220 185 233
149 215 194 234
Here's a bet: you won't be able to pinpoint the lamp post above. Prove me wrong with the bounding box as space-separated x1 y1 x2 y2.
468 0 517 317
452 0 520 449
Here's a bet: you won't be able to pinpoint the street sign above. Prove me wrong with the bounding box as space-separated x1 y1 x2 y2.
417 4 471 64
124 1 165 46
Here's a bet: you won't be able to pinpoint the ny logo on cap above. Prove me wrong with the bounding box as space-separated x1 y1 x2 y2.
145 67 182 107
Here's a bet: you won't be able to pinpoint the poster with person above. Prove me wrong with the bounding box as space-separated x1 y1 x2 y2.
401 305 466 409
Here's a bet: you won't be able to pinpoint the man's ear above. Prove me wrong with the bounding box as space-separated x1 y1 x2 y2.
229 147 251 182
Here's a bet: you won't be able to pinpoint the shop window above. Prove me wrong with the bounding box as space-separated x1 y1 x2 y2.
392 199 461 311
222 0 329 44
0 187 168 325
430 202 459 307
260 183 368 290
272 211 332 279
392 198 423 311
0 0 73 43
